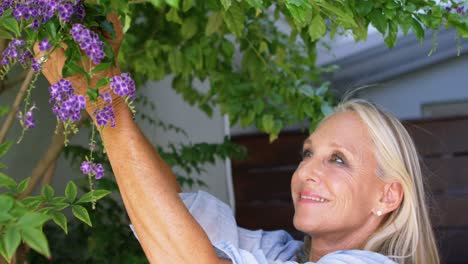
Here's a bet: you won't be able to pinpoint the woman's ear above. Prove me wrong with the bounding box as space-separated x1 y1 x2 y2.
379 182 404 214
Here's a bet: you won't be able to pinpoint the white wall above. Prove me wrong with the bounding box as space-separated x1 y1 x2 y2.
355 54 468 119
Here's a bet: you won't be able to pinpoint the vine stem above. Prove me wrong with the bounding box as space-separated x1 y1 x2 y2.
0 69 35 144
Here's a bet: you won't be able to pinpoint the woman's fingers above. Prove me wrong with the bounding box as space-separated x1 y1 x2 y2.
34 42 68 85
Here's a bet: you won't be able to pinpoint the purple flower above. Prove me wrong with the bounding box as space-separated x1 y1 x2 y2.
31 59 41 72
1 38 36 68
70 23 105 64
94 105 116 127
49 79 86 122
100 92 112 103
39 38 51 51
80 161 93 174
93 163 104 179
58 2 74 22
17 104 37 130
109 73 136 99
3 0 85 31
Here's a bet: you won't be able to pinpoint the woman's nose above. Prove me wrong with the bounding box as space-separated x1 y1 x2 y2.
297 157 324 184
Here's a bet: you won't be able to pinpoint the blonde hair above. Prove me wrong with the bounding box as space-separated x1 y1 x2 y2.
299 99 439 264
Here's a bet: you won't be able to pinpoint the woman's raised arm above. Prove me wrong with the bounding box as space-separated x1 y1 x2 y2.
38 15 231 264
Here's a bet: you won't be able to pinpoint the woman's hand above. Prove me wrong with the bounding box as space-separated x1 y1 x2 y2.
35 14 124 114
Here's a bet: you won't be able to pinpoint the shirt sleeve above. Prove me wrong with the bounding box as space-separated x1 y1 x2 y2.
180 191 304 264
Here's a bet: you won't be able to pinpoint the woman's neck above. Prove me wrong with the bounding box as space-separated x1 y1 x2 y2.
308 218 381 262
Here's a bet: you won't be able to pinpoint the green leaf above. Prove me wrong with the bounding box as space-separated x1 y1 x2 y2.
77 190 111 204
165 0 180 9
0 195 14 212
262 114 274 133
318 1 356 28
205 12 223 36
0 212 12 222
148 0 164 8
384 22 398 48
95 78 110 88
72 205 92 226
1 17 20 37
411 17 424 43
93 62 112 72
168 49 184 74
285 0 312 28
65 181 77 202
0 106 9 117
181 17 198 40
308 15 326 42
17 178 30 194
17 212 50 228
221 40 234 58
41 185 54 201
245 0 263 9
182 0 195 12
369 9 387 35
222 3 244 38
0 141 13 158
165 8 183 24
87 88 99 102
45 20 57 39
355 0 373 16
240 110 255 127
62 60 90 83
51 212 68 234
3 227 20 262
0 173 16 189
220 0 231 10
100 20 116 39
0 163 6 169
21 227 51 258
0 29 13 40
21 196 43 210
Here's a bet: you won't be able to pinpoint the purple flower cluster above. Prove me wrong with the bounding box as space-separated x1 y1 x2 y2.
49 79 86 122
70 23 105 65
109 73 136 100
1 38 42 72
446 5 466 16
0 0 85 29
80 161 105 179
95 105 115 127
17 104 37 129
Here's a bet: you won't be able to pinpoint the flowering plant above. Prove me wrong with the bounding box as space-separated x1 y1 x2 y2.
0 1 136 181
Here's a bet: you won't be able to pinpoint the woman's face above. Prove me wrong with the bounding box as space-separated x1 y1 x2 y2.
291 111 385 237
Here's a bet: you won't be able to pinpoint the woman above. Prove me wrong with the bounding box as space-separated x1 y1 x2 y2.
39 17 439 264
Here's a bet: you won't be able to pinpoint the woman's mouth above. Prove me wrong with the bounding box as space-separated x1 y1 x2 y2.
299 192 330 203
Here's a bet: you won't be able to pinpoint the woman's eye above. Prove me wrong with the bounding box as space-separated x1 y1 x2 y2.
301 149 312 159
331 154 345 165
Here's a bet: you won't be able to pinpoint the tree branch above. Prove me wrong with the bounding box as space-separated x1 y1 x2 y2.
41 159 58 186
19 123 65 198
0 69 35 144
0 70 29 95
19 115 89 199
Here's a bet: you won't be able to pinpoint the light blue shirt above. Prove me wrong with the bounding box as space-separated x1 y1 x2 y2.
180 191 397 264
132 191 397 263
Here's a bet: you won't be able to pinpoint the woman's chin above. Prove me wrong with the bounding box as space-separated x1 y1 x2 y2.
293 213 322 234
